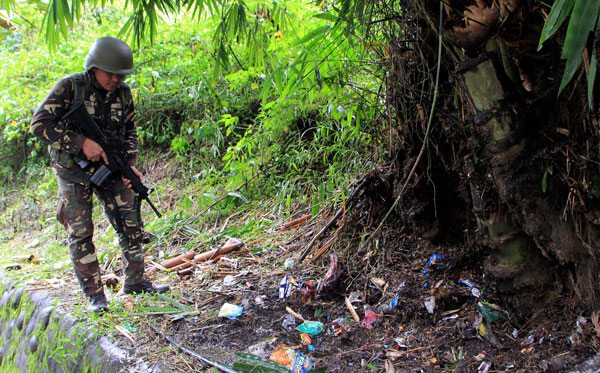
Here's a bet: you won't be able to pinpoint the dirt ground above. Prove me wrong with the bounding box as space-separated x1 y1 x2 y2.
33 222 599 373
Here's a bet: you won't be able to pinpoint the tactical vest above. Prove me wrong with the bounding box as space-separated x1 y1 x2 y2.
50 72 132 183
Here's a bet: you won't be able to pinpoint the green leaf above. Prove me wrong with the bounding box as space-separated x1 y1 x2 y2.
233 352 290 373
589 47 598 107
313 12 338 22
227 191 249 203
156 293 189 311
138 306 182 314
558 51 582 94
588 19 600 106
538 0 575 51
294 25 331 46
561 0 600 60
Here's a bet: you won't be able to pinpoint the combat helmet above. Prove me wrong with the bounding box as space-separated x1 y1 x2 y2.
84 37 134 75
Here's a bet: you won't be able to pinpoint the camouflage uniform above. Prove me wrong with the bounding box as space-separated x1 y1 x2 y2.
30 71 145 297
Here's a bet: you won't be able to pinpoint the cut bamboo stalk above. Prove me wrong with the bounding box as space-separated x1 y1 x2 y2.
278 214 311 231
163 239 245 273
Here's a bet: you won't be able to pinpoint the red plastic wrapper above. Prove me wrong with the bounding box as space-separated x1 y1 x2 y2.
360 309 380 330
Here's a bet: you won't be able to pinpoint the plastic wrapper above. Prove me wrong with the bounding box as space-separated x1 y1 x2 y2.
329 317 352 336
422 253 446 288
296 321 325 336
270 344 313 373
361 309 380 329
218 303 244 319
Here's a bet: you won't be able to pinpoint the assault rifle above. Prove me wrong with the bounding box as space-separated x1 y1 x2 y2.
60 102 162 218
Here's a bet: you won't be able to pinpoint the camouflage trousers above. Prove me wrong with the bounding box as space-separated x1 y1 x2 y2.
56 177 145 297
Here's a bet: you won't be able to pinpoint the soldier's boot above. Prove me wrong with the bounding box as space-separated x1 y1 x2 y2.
88 292 108 314
120 280 170 295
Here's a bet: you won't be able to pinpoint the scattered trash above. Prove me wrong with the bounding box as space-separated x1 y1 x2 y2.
282 314 297 331
300 333 312 346
477 361 492 373
424 296 436 314
458 278 481 297
478 322 488 339
522 334 536 346
284 257 296 270
474 351 487 361
254 295 267 306
361 309 380 330
218 303 244 319
477 301 508 323
378 295 400 314
347 291 362 303
370 277 387 289
422 253 446 288
270 344 313 373
512 328 519 339
576 316 588 333
223 275 238 287
246 337 277 359
296 321 324 336
328 317 352 336
279 274 298 299
439 314 459 322
307 344 316 352
299 280 315 304
316 253 341 293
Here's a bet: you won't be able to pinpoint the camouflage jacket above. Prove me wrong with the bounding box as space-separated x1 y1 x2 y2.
30 71 137 184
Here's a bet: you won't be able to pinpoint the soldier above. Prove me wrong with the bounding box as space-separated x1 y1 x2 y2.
30 37 169 313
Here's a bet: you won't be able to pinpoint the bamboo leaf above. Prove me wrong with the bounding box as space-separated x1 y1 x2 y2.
538 0 575 50
561 0 600 60
294 25 331 46
313 12 338 22
589 47 597 107
558 51 582 95
234 352 290 373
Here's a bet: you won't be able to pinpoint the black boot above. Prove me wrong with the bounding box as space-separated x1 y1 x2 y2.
88 292 108 313
121 280 170 295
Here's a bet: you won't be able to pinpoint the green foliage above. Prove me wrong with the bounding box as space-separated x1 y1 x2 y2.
1 0 388 271
538 0 600 101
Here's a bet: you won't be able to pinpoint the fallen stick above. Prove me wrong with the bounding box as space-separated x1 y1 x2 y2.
286 306 305 322
311 236 337 262
150 324 236 373
278 214 311 231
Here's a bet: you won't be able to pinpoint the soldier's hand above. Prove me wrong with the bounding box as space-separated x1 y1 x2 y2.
82 138 108 164
122 165 143 189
